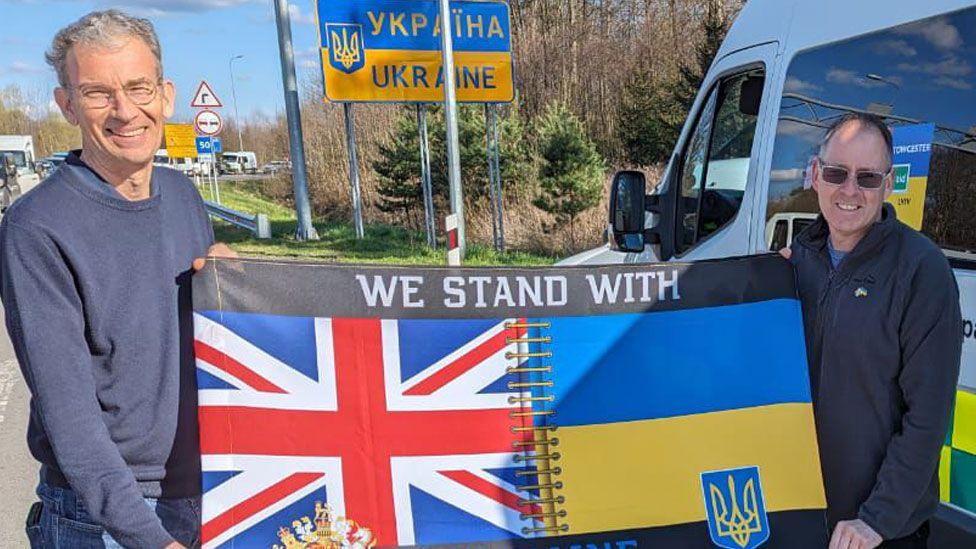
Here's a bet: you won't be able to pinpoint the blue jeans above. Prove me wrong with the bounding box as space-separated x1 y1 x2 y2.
25 483 201 548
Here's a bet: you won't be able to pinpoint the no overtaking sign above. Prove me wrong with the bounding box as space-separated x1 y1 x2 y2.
195 110 223 136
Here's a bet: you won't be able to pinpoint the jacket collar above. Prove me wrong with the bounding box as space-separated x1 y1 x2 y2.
796 203 897 273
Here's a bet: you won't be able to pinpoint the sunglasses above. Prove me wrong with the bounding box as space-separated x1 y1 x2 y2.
817 158 891 189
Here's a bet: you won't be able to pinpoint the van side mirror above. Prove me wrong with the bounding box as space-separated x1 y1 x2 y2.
609 171 647 252
608 167 677 258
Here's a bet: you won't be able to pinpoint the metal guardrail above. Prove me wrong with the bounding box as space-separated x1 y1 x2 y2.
204 200 271 239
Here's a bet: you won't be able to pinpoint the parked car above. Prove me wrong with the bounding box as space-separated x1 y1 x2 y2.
261 160 292 175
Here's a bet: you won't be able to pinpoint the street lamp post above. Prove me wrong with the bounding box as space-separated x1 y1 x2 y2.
229 54 245 152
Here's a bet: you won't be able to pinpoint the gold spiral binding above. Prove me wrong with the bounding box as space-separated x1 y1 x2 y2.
507 366 551 374
512 437 558 448
510 425 556 433
509 395 554 404
503 317 568 536
505 351 553 359
508 381 552 389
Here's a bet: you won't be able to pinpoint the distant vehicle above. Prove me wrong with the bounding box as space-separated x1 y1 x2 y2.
0 135 41 197
261 160 292 175
1 153 22 212
35 159 56 179
153 149 198 177
765 212 817 251
220 151 258 175
40 152 69 171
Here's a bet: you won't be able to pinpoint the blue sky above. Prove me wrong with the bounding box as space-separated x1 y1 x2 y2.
0 0 325 123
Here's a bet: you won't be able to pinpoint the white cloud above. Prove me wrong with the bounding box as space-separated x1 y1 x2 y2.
784 76 821 94
824 68 901 88
41 0 264 17
255 1 316 25
895 17 963 50
9 61 46 75
300 59 319 69
934 76 973 90
897 56 972 78
870 39 917 57
295 46 320 60
776 119 823 144
288 2 316 25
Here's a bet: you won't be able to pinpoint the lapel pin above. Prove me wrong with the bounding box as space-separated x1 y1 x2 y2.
854 287 868 298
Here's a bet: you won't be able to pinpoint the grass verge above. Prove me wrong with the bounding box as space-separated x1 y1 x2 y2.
204 180 556 266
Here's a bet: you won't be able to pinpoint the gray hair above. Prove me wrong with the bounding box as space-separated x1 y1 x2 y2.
46 10 163 88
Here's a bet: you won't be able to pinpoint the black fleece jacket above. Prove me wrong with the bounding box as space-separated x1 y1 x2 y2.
790 203 961 540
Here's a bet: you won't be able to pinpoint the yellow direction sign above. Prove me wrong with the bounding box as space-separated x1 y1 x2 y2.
316 0 514 103
164 123 198 159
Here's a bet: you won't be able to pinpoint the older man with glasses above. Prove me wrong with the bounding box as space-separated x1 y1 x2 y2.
781 113 961 549
0 10 231 549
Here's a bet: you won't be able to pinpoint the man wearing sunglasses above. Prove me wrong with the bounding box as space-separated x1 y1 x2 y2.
783 113 961 549
0 10 234 548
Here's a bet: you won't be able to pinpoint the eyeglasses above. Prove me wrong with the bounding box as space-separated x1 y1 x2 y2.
817 158 891 189
70 79 163 109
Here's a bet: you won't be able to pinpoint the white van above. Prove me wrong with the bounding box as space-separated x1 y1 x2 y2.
0 135 41 198
153 149 198 177
568 0 976 537
220 151 258 175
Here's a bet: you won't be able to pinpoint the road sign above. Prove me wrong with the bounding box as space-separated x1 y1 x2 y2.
191 81 223 108
164 123 198 158
195 110 223 136
196 137 224 154
316 0 514 103
196 137 213 154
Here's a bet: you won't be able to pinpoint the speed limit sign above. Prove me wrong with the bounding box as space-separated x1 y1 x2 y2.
194 109 223 136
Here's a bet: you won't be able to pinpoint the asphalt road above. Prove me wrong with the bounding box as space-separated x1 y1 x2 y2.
0 309 35 547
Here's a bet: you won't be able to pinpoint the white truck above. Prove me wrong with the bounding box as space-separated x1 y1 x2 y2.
219 151 258 175
569 0 976 540
0 135 42 209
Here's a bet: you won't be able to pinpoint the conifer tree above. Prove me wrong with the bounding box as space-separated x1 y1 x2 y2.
532 102 606 246
373 105 532 227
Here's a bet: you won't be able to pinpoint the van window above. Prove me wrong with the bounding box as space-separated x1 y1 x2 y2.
766 6 976 253
770 219 789 251
675 68 765 255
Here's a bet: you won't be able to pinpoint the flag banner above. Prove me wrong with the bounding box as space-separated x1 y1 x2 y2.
192 254 826 548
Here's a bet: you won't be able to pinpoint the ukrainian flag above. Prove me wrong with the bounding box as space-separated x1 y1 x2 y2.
528 295 826 545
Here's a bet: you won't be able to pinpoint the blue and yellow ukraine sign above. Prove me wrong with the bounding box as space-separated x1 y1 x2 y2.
315 0 514 103
887 123 935 230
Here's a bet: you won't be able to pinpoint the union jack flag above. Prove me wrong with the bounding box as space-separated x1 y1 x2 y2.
193 311 543 547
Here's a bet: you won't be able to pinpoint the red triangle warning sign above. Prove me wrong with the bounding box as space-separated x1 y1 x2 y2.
191 81 223 108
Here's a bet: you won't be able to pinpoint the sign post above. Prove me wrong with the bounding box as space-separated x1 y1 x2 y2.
417 104 436 248
484 103 504 251
343 104 365 239
316 0 515 260
189 82 224 203
438 0 465 259
275 0 319 241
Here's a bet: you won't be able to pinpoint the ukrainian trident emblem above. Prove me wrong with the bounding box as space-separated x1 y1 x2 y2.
326 24 365 74
700 466 770 549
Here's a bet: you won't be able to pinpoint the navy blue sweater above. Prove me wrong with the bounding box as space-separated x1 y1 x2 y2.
0 153 213 548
